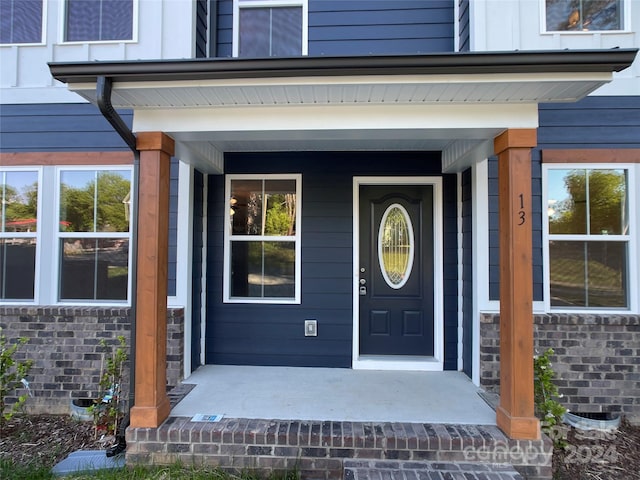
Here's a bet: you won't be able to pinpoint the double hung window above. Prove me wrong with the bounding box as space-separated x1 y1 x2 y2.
65 0 134 42
543 0 626 32
234 0 306 57
0 0 44 44
224 175 301 303
0 170 39 301
57 168 132 301
545 166 633 309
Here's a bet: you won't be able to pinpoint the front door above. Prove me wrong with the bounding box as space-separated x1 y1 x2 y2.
359 185 434 356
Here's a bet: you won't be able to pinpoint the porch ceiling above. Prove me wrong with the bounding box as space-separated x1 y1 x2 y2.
49 49 637 169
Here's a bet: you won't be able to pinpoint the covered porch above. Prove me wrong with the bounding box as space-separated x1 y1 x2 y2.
49 50 636 463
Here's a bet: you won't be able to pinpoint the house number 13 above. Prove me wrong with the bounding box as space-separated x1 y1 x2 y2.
517 193 526 226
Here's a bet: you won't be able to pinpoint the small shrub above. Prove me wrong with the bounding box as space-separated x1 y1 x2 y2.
88 336 127 439
534 347 567 446
0 328 33 425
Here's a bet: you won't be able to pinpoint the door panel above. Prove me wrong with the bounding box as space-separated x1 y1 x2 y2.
359 185 434 356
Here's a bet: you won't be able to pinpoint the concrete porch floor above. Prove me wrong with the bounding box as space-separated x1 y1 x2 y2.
170 365 497 425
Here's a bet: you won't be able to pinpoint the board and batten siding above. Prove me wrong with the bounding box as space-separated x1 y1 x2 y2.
206 151 458 369
461 167 473 376
0 103 179 297
215 0 454 57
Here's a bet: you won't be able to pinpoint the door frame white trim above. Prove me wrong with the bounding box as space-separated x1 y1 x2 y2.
352 176 444 371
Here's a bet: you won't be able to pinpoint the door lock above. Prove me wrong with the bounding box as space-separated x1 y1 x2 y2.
359 286 367 296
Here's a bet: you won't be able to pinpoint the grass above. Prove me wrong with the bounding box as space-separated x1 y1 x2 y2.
0 460 300 480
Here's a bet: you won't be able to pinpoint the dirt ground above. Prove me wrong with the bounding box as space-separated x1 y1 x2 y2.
1 414 639 478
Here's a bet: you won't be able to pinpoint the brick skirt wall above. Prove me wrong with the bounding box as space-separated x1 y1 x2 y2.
480 313 640 423
0 306 184 415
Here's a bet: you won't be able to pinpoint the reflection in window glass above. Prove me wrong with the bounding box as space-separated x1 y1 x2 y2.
239 7 302 57
379 204 413 289
550 241 627 308
548 169 627 235
1 170 38 300
65 0 133 41
547 167 630 309
0 0 43 44
231 241 295 299
545 0 623 32
60 170 131 233
60 238 129 300
230 179 296 236
58 169 131 302
227 176 299 301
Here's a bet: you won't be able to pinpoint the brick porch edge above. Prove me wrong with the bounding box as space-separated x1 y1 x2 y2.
126 417 552 480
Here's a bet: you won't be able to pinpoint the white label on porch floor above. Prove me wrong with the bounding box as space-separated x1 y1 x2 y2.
191 414 224 422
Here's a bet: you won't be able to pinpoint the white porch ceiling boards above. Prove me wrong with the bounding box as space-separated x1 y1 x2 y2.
68 72 610 109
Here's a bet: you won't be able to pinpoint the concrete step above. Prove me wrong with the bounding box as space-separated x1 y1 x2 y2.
344 459 524 480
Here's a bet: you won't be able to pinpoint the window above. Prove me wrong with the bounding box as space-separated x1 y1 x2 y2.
0 170 39 301
0 0 43 44
224 175 301 303
544 0 625 32
57 168 132 302
545 166 632 309
65 0 133 42
234 0 307 57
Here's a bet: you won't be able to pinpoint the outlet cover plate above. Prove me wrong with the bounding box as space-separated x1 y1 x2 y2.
304 319 317 337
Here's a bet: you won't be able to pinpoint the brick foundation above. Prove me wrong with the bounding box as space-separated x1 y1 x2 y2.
126 418 553 480
480 313 640 424
0 306 184 414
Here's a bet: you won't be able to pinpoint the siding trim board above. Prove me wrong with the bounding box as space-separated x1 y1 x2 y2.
0 151 134 166
542 148 640 163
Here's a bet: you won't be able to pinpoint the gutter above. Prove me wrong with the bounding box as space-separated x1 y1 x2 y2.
50 49 638 85
96 76 138 457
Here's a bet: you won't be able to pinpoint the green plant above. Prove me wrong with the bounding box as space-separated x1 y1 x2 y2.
0 328 33 424
534 347 567 446
88 335 127 439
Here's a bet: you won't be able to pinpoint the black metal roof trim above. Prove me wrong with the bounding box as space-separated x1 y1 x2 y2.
49 49 637 85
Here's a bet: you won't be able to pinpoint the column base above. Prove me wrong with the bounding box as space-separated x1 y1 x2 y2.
496 405 540 440
129 396 171 428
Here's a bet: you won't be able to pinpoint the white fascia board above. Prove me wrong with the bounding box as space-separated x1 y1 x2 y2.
133 103 539 134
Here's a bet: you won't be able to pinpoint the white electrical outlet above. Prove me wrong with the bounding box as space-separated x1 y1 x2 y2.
304 319 317 337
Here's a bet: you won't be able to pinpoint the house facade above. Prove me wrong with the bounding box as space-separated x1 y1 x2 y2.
1 0 639 441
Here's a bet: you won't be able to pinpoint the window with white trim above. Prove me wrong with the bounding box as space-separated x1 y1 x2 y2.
224 174 301 303
234 0 307 57
543 0 626 32
0 169 39 301
57 168 132 302
0 0 44 44
65 0 133 42
545 166 633 309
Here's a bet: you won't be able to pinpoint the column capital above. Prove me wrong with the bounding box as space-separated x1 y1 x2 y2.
136 132 175 155
494 129 537 155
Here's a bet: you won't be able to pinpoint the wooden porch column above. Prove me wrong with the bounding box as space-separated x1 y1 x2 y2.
494 129 540 440
129 132 174 428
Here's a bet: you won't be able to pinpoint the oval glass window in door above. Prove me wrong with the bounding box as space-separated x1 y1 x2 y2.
378 203 414 289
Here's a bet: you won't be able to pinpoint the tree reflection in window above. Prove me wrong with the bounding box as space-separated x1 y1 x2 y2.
545 0 623 32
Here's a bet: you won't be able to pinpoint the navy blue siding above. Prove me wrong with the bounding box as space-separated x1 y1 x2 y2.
191 170 205 371
215 0 232 57
488 96 640 302
167 158 179 297
461 168 472 377
309 1 454 55
488 156 543 302
196 0 208 58
442 173 458 371
0 103 133 152
0 103 178 298
214 0 454 57
458 0 470 51
206 151 458 368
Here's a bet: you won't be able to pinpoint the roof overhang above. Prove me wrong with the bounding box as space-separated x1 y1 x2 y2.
49 49 637 172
